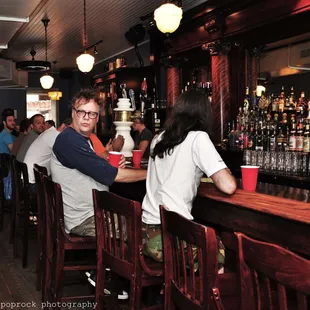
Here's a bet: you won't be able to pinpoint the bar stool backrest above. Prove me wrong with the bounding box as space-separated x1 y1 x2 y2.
160 205 224 310
236 232 310 310
93 190 141 268
12 159 30 219
43 175 65 243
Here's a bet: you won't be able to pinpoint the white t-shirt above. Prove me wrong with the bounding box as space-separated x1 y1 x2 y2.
24 127 59 183
142 131 227 224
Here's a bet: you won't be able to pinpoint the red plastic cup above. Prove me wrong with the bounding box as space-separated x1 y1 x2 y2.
132 150 143 167
108 151 122 168
241 165 259 191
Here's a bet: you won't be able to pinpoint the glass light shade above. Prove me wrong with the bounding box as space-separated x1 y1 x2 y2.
48 91 63 100
256 85 266 97
154 3 183 34
40 74 54 89
76 53 95 73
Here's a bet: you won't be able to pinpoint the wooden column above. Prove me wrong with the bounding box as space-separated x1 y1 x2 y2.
166 67 181 107
203 41 232 145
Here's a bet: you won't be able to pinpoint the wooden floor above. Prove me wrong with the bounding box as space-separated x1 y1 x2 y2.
0 213 131 310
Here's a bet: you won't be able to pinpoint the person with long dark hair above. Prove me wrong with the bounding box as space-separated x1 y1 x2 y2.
142 90 236 268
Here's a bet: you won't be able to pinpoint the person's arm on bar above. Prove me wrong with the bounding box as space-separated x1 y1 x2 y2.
210 168 237 195
114 167 147 183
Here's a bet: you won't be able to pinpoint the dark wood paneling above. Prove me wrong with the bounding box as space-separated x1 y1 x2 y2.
211 54 231 144
0 89 26 123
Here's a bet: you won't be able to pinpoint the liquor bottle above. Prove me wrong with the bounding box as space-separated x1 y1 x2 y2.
303 123 310 153
277 126 285 152
269 126 276 152
271 94 279 114
255 126 264 151
244 87 251 111
296 91 306 118
264 127 271 151
295 123 304 152
289 123 297 151
228 121 236 150
154 112 161 134
278 86 285 113
247 124 254 150
222 122 231 150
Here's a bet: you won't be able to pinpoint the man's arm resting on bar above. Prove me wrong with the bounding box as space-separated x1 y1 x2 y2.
114 168 147 183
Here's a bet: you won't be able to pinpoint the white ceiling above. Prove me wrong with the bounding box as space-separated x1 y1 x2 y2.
0 0 208 70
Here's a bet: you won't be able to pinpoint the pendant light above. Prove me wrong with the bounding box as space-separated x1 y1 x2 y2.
40 19 54 89
154 1 183 34
48 61 62 100
76 0 94 73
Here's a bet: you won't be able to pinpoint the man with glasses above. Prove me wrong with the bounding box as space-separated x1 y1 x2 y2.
51 88 146 237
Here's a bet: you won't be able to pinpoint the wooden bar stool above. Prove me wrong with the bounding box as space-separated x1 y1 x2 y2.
43 176 96 307
33 164 48 295
160 205 233 310
93 190 163 310
236 232 310 310
0 154 13 234
12 158 37 268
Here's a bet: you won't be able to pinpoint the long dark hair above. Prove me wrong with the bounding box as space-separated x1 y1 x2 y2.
152 90 213 159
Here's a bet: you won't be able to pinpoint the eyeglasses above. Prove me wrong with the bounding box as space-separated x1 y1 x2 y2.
73 107 99 119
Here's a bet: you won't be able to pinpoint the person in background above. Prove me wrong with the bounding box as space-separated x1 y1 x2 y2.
11 118 32 156
89 132 124 160
24 117 72 202
132 111 153 158
17 114 45 162
0 109 17 202
142 90 237 273
45 120 56 130
0 109 16 154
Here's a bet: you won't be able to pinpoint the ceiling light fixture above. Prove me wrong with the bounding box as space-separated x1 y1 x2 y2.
76 0 94 73
154 0 183 34
40 19 54 89
48 91 62 100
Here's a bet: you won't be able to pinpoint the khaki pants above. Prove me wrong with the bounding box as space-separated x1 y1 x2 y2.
70 214 127 240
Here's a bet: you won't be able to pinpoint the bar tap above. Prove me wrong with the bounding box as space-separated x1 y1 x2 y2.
140 77 148 118
129 89 136 110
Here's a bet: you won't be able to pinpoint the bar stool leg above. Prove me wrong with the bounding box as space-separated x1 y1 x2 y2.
53 247 65 306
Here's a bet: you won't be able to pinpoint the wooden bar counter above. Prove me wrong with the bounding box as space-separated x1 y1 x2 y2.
110 173 310 257
193 182 310 257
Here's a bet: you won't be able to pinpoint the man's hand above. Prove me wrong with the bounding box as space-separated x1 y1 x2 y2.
118 155 126 168
112 135 125 152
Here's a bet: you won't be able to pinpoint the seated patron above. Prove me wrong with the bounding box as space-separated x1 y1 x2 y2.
24 118 72 197
17 114 45 162
45 119 56 130
142 90 237 270
0 109 16 155
11 118 32 156
132 112 152 158
51 89 147 237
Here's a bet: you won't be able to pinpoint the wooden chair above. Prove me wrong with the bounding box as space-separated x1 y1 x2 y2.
93 190 163 310
236 232 310 310
0 153 12 232
33 164 48 294
43 176 96 306
12 158 37 268
160 205 227 310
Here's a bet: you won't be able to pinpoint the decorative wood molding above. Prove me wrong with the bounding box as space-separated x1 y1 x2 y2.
202 40 241 56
